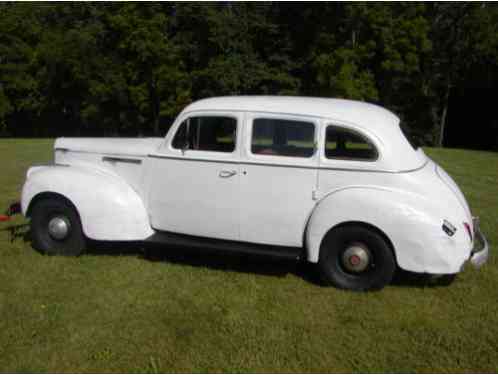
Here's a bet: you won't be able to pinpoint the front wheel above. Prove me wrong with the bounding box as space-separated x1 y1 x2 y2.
318 225 396 291
30 198 86 256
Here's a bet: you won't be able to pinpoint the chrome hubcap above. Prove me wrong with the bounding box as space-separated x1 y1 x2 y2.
341 242 371 273
47 216 71 240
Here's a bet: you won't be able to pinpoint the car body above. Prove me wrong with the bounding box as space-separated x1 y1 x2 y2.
6 96 489 290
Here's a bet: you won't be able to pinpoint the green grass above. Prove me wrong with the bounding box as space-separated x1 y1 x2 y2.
0 140 497 373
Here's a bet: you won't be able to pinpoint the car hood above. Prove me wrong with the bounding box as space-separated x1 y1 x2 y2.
54 137 163 157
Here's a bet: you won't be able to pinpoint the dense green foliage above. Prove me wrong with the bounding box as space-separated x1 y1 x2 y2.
0 139 497 372
1 3 498 147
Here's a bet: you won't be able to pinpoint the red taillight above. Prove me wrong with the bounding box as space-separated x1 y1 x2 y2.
463 222 473 242
0 215 11 222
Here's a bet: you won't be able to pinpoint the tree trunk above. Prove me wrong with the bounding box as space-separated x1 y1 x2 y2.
152 113 159 136
438 81 451 148
149 78 160 136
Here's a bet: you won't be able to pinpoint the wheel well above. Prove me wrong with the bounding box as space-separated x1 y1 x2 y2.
26 192 79 219
322 221 398 266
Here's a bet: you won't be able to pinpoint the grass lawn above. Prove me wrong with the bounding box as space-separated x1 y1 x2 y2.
0 139 497 373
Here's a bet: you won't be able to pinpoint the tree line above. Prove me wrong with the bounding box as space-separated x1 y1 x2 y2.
1 3 497 148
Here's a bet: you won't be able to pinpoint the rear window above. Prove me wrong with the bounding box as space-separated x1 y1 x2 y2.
251 118 315 158
325 126 378 161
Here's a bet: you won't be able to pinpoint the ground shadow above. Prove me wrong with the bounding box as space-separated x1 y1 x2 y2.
391 269 457 288
0 223 30 243
86 241 456 289
1 226 451 289
87 239 322 283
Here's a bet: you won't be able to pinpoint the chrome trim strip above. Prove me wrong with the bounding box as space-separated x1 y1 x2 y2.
321 161 428 173
147 154 429 174
55 148 147 158
26 162 70 168
102 156 142 164
149 153 239 165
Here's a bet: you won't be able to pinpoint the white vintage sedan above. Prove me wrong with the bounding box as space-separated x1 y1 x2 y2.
3 96 489 290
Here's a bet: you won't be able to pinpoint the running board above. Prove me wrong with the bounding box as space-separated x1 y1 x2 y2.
145 231 302 260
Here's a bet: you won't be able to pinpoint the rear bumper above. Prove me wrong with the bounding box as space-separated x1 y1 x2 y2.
470 217 489 268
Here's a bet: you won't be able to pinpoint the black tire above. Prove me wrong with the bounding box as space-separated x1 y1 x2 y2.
30 198 86 256
318 225 396 291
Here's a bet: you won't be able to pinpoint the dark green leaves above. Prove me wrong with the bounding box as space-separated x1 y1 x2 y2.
0 3 497 144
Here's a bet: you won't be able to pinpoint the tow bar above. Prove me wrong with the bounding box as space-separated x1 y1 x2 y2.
0 202 21 221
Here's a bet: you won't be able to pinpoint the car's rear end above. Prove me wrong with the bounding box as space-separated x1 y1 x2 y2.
397 152 489 274
434 162 489 269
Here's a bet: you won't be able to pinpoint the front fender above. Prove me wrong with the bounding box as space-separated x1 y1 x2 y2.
22 165 153 241
306 186 471 274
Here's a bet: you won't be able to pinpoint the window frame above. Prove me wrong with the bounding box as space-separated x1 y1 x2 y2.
169 114 239 155
248 115 318 160
323 124 379 162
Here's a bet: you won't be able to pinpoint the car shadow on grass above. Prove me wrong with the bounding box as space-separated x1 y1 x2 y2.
88 242 460 289
88 239 323 283
2 225 453 289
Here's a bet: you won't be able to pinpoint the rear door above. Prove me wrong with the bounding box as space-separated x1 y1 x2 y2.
239 113 320 247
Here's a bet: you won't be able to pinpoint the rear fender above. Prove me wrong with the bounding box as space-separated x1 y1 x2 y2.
22 165 153 241
305 186 471 274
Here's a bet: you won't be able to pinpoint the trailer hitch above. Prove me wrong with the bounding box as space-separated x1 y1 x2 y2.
0 201 21 221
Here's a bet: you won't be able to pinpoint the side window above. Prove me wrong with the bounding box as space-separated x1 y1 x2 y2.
251 118 315 158
325 126 378 160
172 116 237 153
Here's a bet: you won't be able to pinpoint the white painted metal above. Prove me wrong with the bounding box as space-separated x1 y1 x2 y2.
238 112 319 246
181 96 426 172
18 96 488 275
21 165 153 241
147 111 243 241
54 137 163 156
306 157 475 274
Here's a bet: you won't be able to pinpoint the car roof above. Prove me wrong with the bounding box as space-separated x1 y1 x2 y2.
182 96 400 129
180 96 426 172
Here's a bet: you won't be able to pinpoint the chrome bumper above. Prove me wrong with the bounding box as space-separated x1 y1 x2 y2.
470 217 489 268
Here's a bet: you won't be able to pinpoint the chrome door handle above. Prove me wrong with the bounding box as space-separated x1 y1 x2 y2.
219 170 237 178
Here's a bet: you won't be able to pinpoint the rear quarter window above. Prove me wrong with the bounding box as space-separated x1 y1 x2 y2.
325 126 378 161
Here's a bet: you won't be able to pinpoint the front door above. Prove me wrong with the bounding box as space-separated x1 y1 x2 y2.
239 113 320 247
148 113 242 241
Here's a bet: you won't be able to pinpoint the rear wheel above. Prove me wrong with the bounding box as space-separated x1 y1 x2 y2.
30 198 86 256
318 225 396 291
